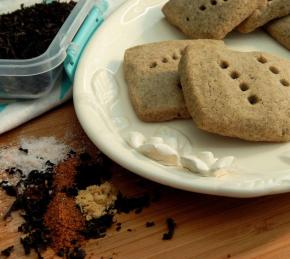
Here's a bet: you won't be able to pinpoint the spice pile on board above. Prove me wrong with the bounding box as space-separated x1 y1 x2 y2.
0 137 176 258
0 1 76 59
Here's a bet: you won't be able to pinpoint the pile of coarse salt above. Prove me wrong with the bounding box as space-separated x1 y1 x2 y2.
0 137 70 177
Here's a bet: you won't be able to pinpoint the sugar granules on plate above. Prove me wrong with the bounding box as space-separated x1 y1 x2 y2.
0 137 71 178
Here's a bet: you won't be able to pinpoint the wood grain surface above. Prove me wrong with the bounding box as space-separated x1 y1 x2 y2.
1 102 290 259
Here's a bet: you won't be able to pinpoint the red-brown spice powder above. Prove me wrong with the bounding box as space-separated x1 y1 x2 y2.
53 155 79 192
44 192 85 251
44 157 85 252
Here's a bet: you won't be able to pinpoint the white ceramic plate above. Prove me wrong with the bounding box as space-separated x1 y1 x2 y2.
74 0 290 198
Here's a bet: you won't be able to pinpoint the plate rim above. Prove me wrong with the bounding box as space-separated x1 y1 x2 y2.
73 0 290 198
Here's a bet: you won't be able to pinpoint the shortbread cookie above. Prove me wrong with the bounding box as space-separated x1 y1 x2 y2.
266 15 290 50
124 40 223 122
179 44 290 142
238 0 290 33
162 0 259 39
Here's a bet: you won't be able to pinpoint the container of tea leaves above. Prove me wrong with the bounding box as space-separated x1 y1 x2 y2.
0 0 106 99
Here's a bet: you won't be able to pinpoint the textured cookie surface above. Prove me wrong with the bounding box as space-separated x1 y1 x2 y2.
162 0 259 39
266 15 290 50
238 0 290 33
179 44 290 142
124 40 223 122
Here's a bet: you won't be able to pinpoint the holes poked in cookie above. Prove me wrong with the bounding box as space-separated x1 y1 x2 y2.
210 0 217 5
199 5 206 11
172 53 179 60
248 95 259 105
280 79 290 87
219 60 229 69
240 83 249 92
269 66 279 74
186 17 190 22
148 49 185 69
177 81 182 89
162 57 169 63
230 71 240 79
257 56 267 64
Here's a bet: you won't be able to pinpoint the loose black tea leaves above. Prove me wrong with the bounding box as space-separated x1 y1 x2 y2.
1 246 14 257
0 1 76 59
145 221 155 228
162 218 176 240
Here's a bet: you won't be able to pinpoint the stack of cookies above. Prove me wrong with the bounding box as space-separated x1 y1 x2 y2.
124 0 290 142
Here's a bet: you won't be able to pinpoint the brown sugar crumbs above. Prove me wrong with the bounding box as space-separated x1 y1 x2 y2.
76 182 117 221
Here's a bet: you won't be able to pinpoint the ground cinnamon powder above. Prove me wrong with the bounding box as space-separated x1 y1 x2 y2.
44 192 85 251
53 155 79 192
44 156 85 252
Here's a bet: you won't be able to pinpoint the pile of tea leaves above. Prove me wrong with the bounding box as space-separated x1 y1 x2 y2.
0 1 76 59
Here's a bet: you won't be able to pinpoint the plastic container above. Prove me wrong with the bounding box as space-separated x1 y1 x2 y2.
0 0 107 99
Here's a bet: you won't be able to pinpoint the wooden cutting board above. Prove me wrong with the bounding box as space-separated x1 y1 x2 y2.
1 102 290 259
